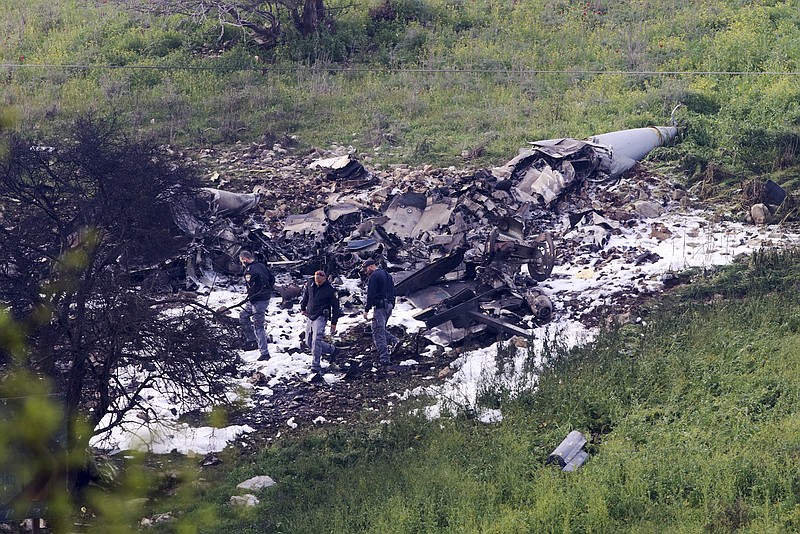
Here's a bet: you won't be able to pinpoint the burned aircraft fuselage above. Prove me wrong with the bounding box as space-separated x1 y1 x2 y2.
165 123 678 345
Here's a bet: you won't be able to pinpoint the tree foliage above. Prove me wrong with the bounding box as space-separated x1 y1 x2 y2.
0 115 239 445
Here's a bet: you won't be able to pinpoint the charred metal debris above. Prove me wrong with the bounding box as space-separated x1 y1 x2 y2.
150 125 679 345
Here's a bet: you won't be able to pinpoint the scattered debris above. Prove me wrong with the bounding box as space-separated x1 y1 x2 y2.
200 453 221 467
158 124 680 346
546 430 588 472
20 519 46 532
229 494 260 507
139 512 174 528
102 121 732 446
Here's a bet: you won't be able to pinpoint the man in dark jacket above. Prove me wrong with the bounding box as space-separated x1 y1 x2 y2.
300 270 341 374
363 259 399 366
238 250 274 361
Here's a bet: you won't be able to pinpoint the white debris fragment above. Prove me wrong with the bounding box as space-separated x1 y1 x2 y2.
230 494 260 507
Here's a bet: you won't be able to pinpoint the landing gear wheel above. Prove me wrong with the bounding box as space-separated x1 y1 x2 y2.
483 228 499 265
530 294 553 322
528 232 555 282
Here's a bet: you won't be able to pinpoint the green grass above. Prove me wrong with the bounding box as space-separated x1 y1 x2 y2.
142 250 800 533
2 0 800 180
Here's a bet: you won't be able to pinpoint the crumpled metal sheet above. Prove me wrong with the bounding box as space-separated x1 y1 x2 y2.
412 198 456 238
492 126 677 207
515 164 575 206
308 154 375 186
200 188 260 217
564 210 622 250
186 247 216 288
381 192 427 238
169 187 260 237
325 202 363 222
494 140 601 206
170 199 206 237
404 283 473 345
283 207 328 237
308 154 354 171
395 249 466 297
267 125 676 286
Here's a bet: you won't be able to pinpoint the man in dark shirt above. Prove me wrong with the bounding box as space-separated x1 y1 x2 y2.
238 250 274 361
300 270 341 374
363 259 399 366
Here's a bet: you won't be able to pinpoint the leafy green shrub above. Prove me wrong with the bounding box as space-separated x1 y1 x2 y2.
391 24 429 64
388 0 443 26
145 30 184 58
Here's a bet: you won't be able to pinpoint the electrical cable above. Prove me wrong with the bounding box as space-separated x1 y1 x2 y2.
2 63 799 76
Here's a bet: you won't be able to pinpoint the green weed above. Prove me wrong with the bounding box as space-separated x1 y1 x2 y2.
3 0 800 177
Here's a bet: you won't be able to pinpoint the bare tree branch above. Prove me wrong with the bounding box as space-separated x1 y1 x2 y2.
0 115 240 452
126 0 327 51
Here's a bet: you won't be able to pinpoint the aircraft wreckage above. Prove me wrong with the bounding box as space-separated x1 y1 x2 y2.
154 123 679 345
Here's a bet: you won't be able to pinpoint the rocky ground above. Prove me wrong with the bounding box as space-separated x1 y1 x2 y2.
231 326 450 447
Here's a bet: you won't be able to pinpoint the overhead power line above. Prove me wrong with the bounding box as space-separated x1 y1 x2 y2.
1 63 799 76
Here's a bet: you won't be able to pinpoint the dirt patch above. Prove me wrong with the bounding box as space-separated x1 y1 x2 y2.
228 325 457 444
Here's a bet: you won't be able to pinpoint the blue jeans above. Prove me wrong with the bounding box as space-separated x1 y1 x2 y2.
239 299 270 357
306 315 335 372
372 303 399 363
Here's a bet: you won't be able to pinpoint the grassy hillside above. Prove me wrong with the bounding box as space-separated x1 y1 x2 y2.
3 2 800 532
2 0 800 187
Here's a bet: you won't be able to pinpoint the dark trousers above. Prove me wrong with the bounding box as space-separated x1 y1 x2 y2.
240 299 270 357
306 315 335 372
372 303 399 363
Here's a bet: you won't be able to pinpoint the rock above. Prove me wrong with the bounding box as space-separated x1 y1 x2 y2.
750 203 770 224
236 475 277 492
140 512 173 528
633 200 664 219
230 494 260 507
509 336 528 349
649 222 672 241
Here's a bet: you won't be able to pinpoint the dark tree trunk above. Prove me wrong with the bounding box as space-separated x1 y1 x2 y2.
299 0 325 35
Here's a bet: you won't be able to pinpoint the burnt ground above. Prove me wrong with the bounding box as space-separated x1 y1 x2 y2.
226 321 479 448
222 286 675 451
171 141 497 449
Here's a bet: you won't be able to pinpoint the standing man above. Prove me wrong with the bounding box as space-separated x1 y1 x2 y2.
362 259 399 366
300 270 341 374
238 250 274 361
